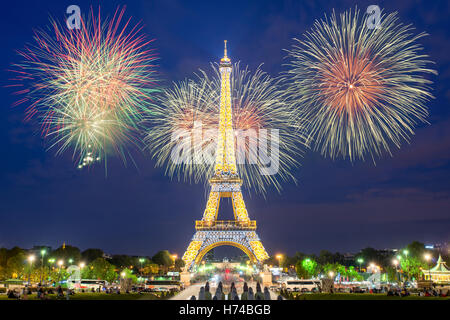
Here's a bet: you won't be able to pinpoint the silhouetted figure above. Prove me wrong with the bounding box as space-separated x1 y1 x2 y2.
255 283 264 300
214 287 223 300
204 283 212 300
199 286 205 300
190 295 196 300
264 287 271 300
248 287 254 300
241 283 249 300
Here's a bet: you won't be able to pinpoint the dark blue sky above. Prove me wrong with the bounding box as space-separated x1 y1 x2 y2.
0 0 449 257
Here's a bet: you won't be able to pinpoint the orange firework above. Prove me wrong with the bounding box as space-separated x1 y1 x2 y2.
284 8 436 161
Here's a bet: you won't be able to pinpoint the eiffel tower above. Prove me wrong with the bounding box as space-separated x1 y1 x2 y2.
182 41 269 271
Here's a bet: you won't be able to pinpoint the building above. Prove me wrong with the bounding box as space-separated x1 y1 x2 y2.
422 255 450 284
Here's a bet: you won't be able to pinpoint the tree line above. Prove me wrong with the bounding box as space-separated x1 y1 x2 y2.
265 241 447 282
0 246 185 283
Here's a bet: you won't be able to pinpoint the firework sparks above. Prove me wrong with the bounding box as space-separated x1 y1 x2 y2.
146 63 306 195
9 7 159 167
283 8 436 161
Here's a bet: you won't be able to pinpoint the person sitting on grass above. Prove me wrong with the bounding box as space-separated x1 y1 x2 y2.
57 286 64 299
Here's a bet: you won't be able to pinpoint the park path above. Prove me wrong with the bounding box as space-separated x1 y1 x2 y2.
170 281 281 300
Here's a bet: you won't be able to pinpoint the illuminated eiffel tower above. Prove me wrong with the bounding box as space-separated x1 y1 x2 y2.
182 41 269 271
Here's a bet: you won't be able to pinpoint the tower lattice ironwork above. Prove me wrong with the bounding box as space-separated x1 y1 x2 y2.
182 41 269 271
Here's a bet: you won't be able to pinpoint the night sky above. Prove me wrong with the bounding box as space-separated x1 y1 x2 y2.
0 0 449 257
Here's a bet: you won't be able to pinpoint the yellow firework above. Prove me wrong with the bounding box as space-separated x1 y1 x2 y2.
146 63 306 195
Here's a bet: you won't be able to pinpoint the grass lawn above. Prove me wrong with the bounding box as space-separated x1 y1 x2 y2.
0 292 163 300
290 293 450 300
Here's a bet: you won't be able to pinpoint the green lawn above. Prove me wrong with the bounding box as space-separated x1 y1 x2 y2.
0 292 163 300
289 293 450 300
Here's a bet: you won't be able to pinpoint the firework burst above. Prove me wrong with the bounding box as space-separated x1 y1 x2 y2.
9 7 159 168
283 8 436 161
146 63 306 195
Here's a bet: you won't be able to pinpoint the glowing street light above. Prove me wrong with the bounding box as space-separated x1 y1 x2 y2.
57 260 64 267
357 258 364 272
78 262 85 287
328 271 335 279
403 250 409 257
121 271 126 278
40 249 46 284
276 254 283 268
424 253 432 282
139 258 146 278
27 255 35 284
392 259 400 283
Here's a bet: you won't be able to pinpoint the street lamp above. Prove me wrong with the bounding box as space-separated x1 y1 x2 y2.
27 255 35 285
357 258 364 272
40 249 46 284
68 258 74 265
57 260 64 283
392 259 399 283
328 271 335 279
403 250 409 257
139 258 145 279
276 254 283 268
424 253 432 283
79 262 85 289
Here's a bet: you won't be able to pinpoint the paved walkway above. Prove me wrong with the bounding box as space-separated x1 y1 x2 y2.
171 281 281 300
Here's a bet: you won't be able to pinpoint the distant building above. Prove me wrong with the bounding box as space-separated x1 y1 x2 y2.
343 252 355 262
102 252 112 259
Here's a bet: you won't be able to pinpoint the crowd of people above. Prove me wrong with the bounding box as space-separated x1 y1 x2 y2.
190 281 283 300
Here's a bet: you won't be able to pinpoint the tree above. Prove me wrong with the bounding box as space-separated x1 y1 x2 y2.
345 266 362 281
302 258 318 278
120 268 138 283
142 263 159 275
400 256 426 281
386 266 398 282
317 250 335 265
83 258 117 282
406 241 426 258
50 245 81 264
110 255 137 269
6 252 26 279
152 251 173 269
81 249 104 263
174 259 185 271
358 247 383 264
